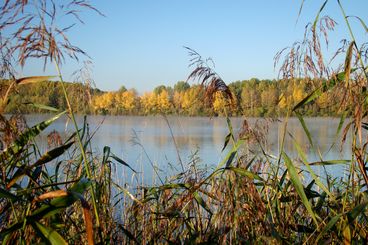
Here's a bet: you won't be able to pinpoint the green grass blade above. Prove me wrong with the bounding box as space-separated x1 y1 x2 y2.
0 111 66 159
313 0 329 29
103 146 136 173
0 222 23 237
222 117 235 151
193 191 212 214
316 214 342 242
217 140 243 169
6 166 30 189
225 166 264 181
347 201 368 223
293 70 355 112
31 142 74 168
309 159 350 165
327 110 347 153
30 178 91 220
222 132 232 152
118 224 140 244
293 87 323 111
347 15 368 33
24 102 59 112
110 153 136 173
295 112 315 150
282 152 318 226
296 0 305 25
32 221 68 245
0 187 18 201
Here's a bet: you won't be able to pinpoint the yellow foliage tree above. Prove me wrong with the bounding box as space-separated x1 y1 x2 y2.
92 92 116 113
212 91 226 115
173 91 184 113
140 92 157 114
180 86 205 115
157 90 172 113
278 93 289 110
115 90 137 114
292 86 306 105
316 91 329 109
212 91 237 116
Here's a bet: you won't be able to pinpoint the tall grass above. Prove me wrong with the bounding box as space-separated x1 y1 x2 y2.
119 2 368 243
0 0 367 244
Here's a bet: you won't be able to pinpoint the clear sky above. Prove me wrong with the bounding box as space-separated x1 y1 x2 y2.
22 0 368 93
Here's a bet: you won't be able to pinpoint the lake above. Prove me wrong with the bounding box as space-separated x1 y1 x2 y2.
26 115 352 184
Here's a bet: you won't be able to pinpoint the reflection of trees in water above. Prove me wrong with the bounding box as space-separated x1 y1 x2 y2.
212 118 227 150
26 115 352 166
277 118 352 161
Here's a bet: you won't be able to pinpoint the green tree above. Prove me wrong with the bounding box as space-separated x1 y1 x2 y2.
174 81 190 92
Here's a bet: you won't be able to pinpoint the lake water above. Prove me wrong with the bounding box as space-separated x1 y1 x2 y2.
26 115 353 184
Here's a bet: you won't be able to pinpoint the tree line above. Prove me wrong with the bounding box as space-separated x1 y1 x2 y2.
1 78 344 117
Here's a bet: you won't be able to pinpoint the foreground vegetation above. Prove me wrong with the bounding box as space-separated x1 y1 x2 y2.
0 0 368 244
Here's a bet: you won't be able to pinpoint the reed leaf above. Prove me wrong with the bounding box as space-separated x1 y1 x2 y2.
296 0 306 24
30 178 91 220
15 76 56 85
292 70 356 111
222 117 235 151
313 0 329 29
222 132 232 152
118 225 140 244
282 152 318 226
24 102 59 112
31 142 75 169
193 191 212 214
327 110 348 153
225 166 264 181
295 112 315 150
110 153 136 173
6 138 73 189
32 221 68 245
34 190 69 202
0 187 18 201
316 214 342 242
344 41 355 84
217 140 243 168
347 201 368 224
103 146 136 173
0 111 66 159
308 159 350 166
347 16 368 33
6 166 32 189
80 198 94 245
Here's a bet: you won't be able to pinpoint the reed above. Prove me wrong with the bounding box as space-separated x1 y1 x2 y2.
0 0 367 244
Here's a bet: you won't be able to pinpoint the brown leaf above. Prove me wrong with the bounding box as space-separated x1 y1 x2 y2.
34 190 68 202
15 76 56 85
344 41 355 85
81 198 94 245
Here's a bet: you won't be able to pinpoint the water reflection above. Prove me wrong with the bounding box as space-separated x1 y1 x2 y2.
25 115 353 183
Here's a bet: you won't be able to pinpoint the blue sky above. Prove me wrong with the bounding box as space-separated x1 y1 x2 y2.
22 0 368 93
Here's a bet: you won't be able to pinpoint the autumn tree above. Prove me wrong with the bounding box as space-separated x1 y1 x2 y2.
93 92 116 114
174 81 190 93
181 85 204 116
140 92 157 115
212 91 238 116
115 89 138 114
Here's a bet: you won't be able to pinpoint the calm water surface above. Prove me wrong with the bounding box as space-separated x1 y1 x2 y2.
26 115 353 183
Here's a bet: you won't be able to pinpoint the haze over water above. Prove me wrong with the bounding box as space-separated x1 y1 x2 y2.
26 115 353 184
